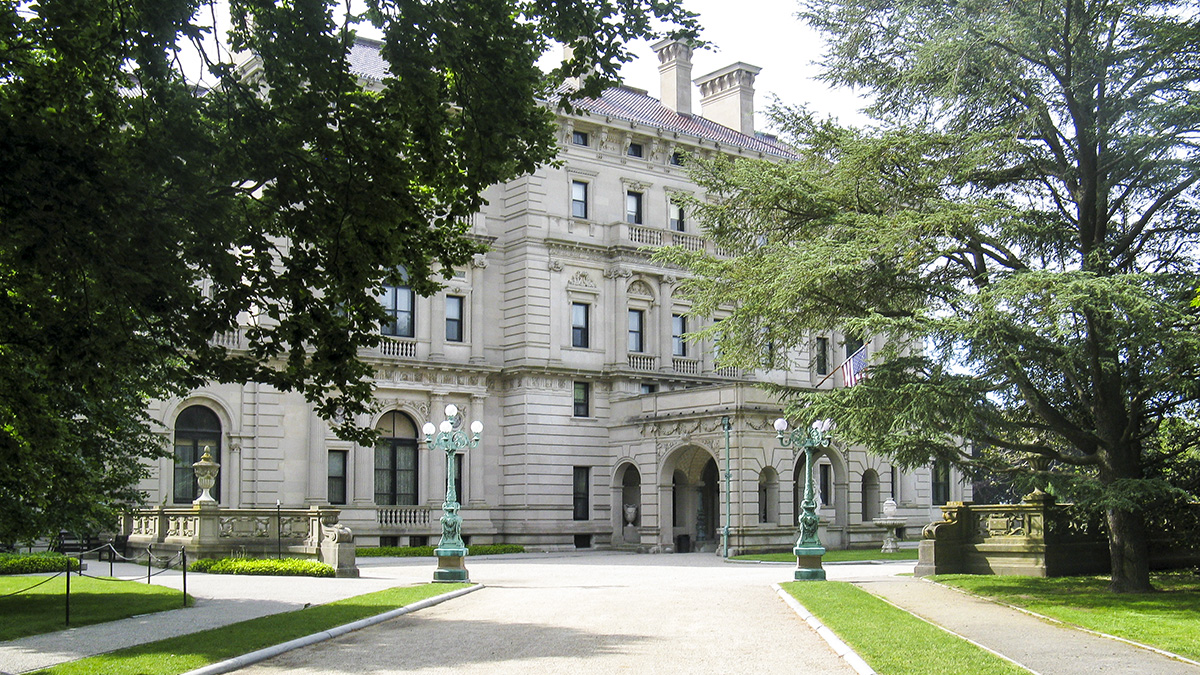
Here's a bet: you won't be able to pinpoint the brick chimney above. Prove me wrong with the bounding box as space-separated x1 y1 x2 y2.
694 62 761 136
651 39 693 115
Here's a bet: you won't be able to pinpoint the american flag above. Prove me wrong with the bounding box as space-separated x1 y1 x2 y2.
841 344 868 387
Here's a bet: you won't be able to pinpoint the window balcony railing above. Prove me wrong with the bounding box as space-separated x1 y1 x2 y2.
376 506 432 528
673 357 699 375
210 330 242 350
379 337 418 358
627 354 657 371
628 225 663 246
713 365 742 379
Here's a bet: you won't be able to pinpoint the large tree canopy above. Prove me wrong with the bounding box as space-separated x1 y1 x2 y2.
0 0 699 543
658 0 1200 591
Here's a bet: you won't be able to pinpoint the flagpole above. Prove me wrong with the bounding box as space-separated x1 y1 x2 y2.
814 344 867 388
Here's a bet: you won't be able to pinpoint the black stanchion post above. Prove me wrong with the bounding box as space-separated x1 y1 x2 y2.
276 499 282 560
108 543 113 578
181 548 187 608
146 545 151 585
64 555 70 627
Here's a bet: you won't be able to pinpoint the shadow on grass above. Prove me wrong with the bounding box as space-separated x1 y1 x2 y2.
0 576 189 641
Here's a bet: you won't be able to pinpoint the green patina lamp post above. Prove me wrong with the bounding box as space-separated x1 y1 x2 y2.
422 404 482 583
774 417 835 581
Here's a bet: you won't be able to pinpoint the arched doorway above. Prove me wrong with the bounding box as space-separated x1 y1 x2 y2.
375 411 419 505
792 446 849 548
660 445 720 553
174 405 221 504
614 463 642 545
862 469 880 522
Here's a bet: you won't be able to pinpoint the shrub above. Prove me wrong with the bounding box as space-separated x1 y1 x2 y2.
357 544 525 557
0 552 82 575
188 558 218 573
189 557 334 577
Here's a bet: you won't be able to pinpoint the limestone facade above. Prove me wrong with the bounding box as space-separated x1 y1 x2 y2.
140 41 969 553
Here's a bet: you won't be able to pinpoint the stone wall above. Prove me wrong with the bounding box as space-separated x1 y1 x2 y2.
915 492 1199 577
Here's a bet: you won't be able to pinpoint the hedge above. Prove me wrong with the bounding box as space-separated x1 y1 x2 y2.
0 552 82 575
357 544 525 557
188 557 334 577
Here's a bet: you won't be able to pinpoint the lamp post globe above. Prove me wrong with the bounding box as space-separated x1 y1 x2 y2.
776 416 834 581
423 404 483 583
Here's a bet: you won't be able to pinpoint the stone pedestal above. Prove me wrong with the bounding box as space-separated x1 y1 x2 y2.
794 544 827 581
874 518 906 553
434 546 469 582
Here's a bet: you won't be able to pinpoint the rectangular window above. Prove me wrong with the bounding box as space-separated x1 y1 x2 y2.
670 203 685 232
819 464 832 508
845 335 865 361
628 309 645 353
571 180 588 219
573 381 590 418
328 450 347 505
815 337 830 375
672 314 687 357
932 461 951 506
454 453 465 503
375 441 418 505
626 191 643 224
670 151 684 166
573 466 590 520
572 130 589 146
627 142 643 158
379 285 414 337
445 295 464 342
571 302 589 348
641 383 658 395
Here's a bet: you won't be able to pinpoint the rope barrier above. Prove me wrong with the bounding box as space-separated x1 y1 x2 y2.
0 571 64 598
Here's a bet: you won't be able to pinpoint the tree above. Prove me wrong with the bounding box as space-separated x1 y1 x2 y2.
0 0 699 543
658 0 1200 592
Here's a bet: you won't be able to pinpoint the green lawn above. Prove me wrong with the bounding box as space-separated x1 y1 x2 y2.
0 575 189 641
33 583 471 675
782 581 1029 675
934 572 1200 661
734 548 919 563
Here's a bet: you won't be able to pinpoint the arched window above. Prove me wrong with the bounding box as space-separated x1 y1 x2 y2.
174 405 221 504
375 412 418 505
862 469 880 522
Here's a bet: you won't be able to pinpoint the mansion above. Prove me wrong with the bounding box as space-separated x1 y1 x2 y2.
140 39 969 554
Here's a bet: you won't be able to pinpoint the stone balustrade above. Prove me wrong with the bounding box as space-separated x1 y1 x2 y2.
124 504 358 577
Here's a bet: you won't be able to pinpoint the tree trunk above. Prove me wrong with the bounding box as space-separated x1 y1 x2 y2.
1105 506 1152 593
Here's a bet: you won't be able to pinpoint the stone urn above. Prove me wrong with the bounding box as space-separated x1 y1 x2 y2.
192 446 220 505
623 504 638 526
883 498 898 518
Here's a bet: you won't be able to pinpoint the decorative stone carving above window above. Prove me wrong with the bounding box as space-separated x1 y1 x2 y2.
567 271 596 289
628 279 654 298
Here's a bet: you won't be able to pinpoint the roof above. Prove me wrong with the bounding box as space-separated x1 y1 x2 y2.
570 85 797 159
346 38 796 160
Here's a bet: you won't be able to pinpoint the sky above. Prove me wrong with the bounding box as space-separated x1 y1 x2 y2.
612 0 872 131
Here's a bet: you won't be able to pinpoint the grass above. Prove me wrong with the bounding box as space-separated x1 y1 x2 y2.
734 548 919 563
934 571 1200 661
32 583 470 675
0 575 189 641
782 581 1029 675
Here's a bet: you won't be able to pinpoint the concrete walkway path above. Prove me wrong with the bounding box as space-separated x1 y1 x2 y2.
845 574 1200 675
233 553 862 675
0 561 425 674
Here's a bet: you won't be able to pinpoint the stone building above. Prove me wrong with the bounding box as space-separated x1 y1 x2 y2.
141 39 969 554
